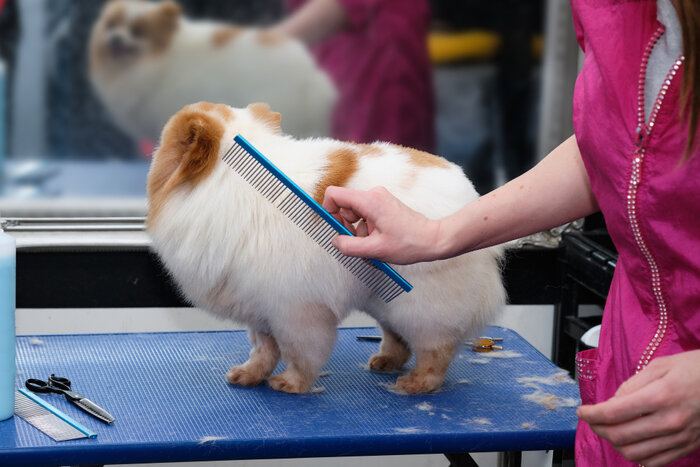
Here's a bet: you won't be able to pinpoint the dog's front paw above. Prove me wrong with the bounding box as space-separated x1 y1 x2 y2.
268 372 312 394
368 353 405 372
395 372 443 394
226 365 266 386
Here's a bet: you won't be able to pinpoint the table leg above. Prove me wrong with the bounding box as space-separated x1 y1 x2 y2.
552 448 575 466
444 452 480 467
498 451 522 466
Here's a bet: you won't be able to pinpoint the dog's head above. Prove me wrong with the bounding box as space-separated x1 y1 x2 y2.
147 102 283 223
89 0 181 78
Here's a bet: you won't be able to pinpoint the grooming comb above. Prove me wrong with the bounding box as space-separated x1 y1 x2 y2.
222 134 412 303
14 389 97 441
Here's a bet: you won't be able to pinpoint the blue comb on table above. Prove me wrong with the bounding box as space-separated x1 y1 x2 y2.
222 134 412 303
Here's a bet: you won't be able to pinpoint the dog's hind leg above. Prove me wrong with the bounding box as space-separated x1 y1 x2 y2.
226 330 281 386
395 341 457 394
368 325 411 372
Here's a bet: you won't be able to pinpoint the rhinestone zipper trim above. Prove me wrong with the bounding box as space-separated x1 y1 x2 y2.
629 25 685 373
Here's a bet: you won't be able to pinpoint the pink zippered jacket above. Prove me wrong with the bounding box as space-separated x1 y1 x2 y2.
571 0 700 465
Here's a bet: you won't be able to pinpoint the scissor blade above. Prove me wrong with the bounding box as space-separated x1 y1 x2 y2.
73 397 115 424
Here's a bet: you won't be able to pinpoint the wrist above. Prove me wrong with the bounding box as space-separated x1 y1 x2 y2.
432 217 454 260
433 205 485 259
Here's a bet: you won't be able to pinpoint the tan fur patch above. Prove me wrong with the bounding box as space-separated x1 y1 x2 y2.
416 345 455 377
313 148 359 203
404 147 451 168
256 30 285 46
227 331 280 386
197 102 216 112
395 343 456 393
147 106 224 224
103 2 127 28
139 1 181 55
215 105 235 122
247 103 281 133
197 102 234 121
212 26 243 48
358 144 384 158
368 325 411 372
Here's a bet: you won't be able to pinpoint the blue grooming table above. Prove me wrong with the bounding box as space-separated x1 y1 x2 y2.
0 326 580 466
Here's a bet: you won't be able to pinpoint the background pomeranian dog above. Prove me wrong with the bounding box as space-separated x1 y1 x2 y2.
88 0 336 143
146 101 506 394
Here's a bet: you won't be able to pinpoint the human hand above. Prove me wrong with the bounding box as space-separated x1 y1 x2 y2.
322 185 441 264
577 350 700 466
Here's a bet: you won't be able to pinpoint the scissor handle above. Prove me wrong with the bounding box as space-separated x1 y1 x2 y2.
25 375 72 394
25 378 54 393
49 374 72 390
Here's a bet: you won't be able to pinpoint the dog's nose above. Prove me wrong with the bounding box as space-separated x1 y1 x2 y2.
108 35 128 56
110 35 124 49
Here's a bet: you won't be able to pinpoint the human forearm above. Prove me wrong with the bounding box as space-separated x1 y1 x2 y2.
435 135 599 258
272 0 346 45
323 135 598 264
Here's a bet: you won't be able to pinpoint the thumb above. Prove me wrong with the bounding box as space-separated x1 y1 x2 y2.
332 234 378 259
615 361 668 397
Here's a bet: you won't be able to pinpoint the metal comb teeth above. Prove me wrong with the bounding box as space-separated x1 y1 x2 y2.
221 135 412 303
14 390 95 441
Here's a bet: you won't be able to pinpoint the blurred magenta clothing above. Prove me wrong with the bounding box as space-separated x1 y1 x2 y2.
286 0 435 152
572 0 700 465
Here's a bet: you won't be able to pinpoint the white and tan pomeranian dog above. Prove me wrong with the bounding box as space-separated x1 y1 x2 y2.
88 0 335 143
146 102 506 394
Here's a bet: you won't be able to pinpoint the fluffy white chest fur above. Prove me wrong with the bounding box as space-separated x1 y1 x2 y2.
147 102 506 394
89 0 335 142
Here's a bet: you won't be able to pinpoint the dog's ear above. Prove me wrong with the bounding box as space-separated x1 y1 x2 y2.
148 106 223 222
156 0 181 36
247 102 282 134
173 111 222 183
145 0 181 52
159 0 182 20
151 107 223 194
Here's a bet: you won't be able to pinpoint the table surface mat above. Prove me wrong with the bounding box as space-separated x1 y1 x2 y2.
0 326 580 466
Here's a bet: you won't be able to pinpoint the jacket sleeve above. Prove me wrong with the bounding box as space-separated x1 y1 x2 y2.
335 0 381 30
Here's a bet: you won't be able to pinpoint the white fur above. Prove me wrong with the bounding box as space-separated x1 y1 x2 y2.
89 1 336 142
147 104 506 392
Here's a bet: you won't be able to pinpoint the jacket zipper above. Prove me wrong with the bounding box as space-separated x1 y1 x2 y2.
628 25 685 373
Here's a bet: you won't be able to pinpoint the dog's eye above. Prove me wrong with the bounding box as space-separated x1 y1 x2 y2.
131 24 144 38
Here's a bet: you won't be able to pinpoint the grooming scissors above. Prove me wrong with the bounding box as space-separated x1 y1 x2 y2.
25 374 115 424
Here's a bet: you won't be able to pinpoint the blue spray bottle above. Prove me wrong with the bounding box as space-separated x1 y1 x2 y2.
0 220 16 421
0 56 5 177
